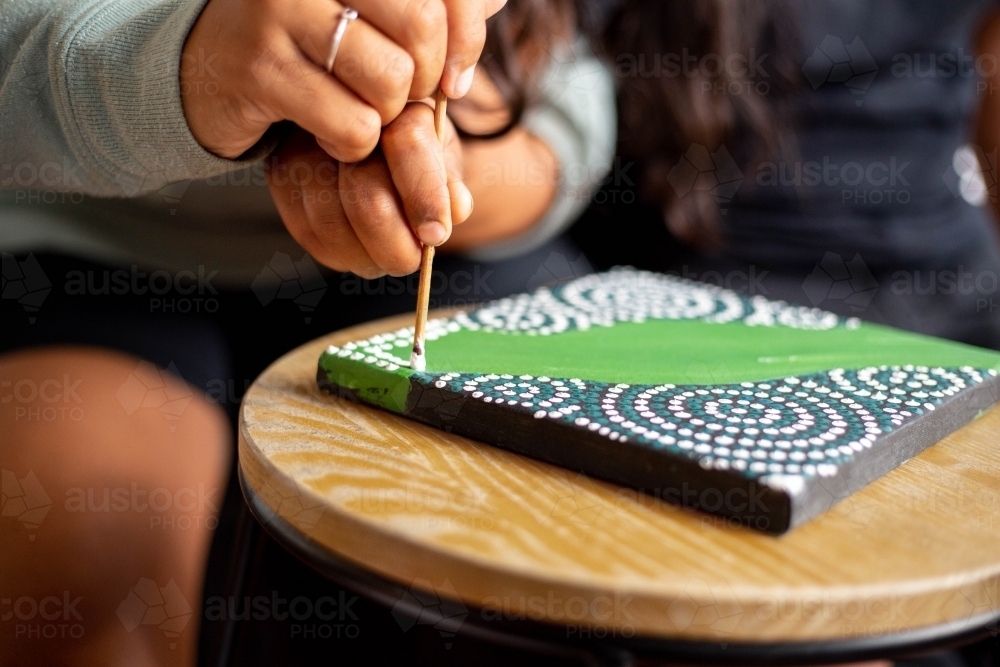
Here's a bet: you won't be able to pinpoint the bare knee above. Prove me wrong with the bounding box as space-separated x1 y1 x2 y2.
1 347 230 667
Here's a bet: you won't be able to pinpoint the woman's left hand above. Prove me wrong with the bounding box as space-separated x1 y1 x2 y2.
268 102 473 278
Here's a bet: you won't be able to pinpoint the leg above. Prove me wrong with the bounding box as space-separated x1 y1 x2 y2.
0 347 230 667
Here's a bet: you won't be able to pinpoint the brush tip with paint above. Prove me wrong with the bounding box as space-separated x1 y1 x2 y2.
409 346 426 372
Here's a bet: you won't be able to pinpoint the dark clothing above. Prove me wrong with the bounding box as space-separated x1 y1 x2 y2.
1 240 589 421
6 2 1000 664
732 0 998 264
575 0 1000 350
0 240 593 666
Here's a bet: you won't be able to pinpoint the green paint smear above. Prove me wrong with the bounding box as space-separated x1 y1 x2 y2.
417 320 1000 385
319 354 412 412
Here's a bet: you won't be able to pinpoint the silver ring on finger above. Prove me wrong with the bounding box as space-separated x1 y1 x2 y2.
326 7 359 73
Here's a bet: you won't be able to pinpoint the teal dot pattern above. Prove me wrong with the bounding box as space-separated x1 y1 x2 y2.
419 365 996 481
457 267 858 336
323 268 861 372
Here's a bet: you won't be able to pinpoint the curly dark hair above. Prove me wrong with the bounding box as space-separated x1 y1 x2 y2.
474 0 801 249
604 0 802 248
454 0 577 140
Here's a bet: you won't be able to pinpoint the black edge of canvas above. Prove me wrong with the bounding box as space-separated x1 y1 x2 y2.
791 373 1000 529
319 368 1000 535
319 370 792 533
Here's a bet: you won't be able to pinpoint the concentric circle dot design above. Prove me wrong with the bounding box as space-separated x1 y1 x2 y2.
320 269 997 485
324 268 859 368
421 366 994 481
459 268 852 335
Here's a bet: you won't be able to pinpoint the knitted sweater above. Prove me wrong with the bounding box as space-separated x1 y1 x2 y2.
0 0 615 283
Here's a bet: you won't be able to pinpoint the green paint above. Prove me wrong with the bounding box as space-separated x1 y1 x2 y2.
318 354 412 412
316 270 1000 533
419 320 1000 385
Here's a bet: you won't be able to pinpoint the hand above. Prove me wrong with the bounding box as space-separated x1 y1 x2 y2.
181 0 508 161
268 103 473 278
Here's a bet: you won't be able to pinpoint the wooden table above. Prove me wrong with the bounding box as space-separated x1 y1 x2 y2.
238 313 1000 664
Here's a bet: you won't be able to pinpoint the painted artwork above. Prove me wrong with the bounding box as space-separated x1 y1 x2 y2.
318 269 1000 533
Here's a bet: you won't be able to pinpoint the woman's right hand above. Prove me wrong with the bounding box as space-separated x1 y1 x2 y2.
180 0 507 161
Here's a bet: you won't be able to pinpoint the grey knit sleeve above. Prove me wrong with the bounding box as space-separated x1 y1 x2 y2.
0 0 267 198
464 37 617 262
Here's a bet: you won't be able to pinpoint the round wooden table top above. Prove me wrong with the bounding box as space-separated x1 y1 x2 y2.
238 312 1000 644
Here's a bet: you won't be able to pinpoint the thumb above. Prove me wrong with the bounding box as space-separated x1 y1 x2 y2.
443 118 474 225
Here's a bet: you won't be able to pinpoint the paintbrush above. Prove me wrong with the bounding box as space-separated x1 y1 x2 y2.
410 89 449 372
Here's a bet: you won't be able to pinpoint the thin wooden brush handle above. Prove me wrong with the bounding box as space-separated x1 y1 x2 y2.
412 245 434 355
433 88 448 145
412 90 450 363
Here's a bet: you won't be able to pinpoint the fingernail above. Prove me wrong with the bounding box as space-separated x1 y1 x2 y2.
453 65 476 98
417 222 448 246
457 182 474 221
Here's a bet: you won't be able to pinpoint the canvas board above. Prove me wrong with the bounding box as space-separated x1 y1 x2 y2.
318 269 1000 533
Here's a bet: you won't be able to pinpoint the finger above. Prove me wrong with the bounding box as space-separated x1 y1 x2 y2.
439 0 487 99
304 190 384 279
253 37 381 163
281 0 414 124
340 156 423 276
382 103 453 246
350 0 447 100
448 174 473 225
267 128 316 229
268 154 338 270
442 119 473 224
268 132 383 277
485 0 508 17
